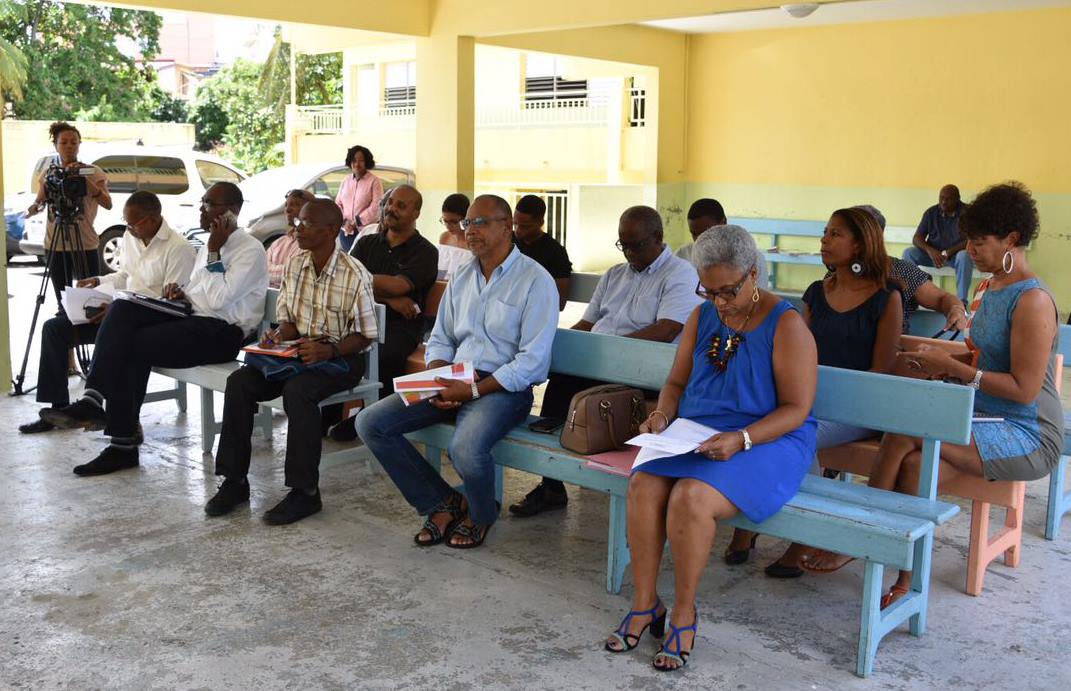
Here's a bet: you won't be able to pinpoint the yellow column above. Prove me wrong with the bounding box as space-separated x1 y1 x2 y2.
415 34 475 216
0 127 11 390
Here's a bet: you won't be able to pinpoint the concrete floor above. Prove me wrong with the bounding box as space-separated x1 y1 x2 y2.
3 263 1071 690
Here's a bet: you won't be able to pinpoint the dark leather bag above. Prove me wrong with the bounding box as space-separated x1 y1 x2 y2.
560 384 646 455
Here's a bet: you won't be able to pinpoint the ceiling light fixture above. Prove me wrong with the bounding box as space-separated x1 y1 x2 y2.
781 3 820 19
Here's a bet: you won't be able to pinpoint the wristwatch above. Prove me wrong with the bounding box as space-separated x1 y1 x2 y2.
940 249 949 259
969 369 984 390
470 382 481 400
207 250 221 264
741 428 753 451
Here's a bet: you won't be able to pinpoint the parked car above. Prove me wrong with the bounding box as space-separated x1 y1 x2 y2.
4 192 33 260
19 144 247 273
229 162 415 248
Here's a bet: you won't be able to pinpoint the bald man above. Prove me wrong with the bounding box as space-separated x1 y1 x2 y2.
903 184 973 302
207 199 378 524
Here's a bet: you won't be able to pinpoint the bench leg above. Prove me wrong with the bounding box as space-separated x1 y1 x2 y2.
856 560 884 678
1046 456 1069 541
908 532 933 637
200 387 215 455
256 404 273 439
607 493 630 594
966 500 991 597
175 381 188 413
1004 483 1026 567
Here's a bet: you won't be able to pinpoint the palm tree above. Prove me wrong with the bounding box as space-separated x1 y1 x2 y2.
0 33 28 102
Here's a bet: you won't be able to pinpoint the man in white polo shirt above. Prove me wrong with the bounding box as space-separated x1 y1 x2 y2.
510 205 702 517
19 190 196 435
43 182 268 476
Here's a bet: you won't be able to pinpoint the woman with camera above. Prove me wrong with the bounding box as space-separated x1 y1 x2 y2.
25 121 112 305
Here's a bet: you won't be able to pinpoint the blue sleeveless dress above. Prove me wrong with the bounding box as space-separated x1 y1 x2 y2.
969 278 1064 481
634 300 817 522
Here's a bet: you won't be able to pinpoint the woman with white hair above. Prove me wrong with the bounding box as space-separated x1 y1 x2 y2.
604 225 818 671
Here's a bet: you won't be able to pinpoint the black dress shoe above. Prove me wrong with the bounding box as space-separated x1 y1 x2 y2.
723 533 759 566
264 489 322 525
205 478 250 517
508 481 568 518
73 446 139 476
764 561 805 579
40 399 106 431
327 418 359 442
19 418 55 434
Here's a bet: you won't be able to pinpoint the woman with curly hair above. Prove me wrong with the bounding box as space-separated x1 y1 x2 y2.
803 182 1063 607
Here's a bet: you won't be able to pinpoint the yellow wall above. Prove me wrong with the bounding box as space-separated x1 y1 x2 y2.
685 7 1071 306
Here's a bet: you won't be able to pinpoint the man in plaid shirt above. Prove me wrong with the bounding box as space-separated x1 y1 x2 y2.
208 199 379 525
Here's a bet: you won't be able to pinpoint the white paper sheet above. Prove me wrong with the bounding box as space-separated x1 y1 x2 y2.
626 418 719 469
61 284 116 325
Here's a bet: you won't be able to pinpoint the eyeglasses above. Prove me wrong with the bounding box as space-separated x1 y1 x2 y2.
460 216 508 231
615 236 656 253
695 267 755 302
439 217 462 228
124 216 149 231
199 198 228 208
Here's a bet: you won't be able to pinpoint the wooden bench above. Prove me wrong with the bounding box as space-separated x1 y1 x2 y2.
1046 323 1071 540
143 289 385 465
818 335 1041 596
403 329 972 677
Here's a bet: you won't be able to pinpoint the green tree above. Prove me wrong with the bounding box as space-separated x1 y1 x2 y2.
190 59 284 173
0 0 167 121
0 34 27 100
260 27 342 108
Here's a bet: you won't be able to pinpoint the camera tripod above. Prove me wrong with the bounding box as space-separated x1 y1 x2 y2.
11 213 96 397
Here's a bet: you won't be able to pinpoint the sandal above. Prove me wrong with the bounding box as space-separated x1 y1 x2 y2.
653 612 698 672
799 549 856 574
880 584 910 610
445 519 492 549
604 600 666 653
414 492 467 547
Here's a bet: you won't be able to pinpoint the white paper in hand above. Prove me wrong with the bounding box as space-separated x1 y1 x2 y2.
626 418 719 470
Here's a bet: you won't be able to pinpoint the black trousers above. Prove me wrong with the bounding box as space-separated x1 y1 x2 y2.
37 315 99 407
215 358 365 489
87 299 244 437
47 250 99 312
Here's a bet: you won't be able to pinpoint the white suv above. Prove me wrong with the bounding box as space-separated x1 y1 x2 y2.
20 144 246 273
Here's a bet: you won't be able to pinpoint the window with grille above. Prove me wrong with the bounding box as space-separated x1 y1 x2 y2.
383 61 416 114
523 55 587 106
629 77 646 128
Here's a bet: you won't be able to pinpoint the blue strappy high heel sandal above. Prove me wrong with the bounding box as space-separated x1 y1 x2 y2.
604 601 666 653
653 612 698 671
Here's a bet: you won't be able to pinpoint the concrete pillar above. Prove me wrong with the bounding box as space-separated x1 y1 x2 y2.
605 77 625 185
0 126 11 390
415 34 475 215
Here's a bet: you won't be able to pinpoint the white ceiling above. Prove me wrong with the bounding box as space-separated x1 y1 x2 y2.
641 0 1071 33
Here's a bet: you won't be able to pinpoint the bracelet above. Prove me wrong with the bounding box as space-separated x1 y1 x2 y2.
648 410 669 426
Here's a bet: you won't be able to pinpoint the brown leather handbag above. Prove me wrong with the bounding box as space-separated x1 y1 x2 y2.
560 385 646 455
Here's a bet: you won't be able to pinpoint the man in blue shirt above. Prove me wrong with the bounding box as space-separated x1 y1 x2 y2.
510 205 701 517
902 184 973 302
355 194 558 549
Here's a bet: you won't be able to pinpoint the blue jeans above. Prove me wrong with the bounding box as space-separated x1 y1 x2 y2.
902 245 974 302
355 388 534 525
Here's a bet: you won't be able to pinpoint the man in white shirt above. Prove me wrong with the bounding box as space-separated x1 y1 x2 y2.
43 182 268 476
19 191 196 435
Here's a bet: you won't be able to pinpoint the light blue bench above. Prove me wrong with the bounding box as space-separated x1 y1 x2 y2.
403 329 971 677
144 288 385 464
1046 324 1071 540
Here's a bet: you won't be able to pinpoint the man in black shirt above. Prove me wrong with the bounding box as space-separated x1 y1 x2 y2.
513 195 571 310
509 194 575 517
329 184 439 441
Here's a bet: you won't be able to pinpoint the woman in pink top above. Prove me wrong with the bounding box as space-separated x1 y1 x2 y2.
335 144 384 252
266 189 315 287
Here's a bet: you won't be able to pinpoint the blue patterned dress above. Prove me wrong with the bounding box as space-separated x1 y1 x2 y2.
634 300 817 522
968 278 1063 481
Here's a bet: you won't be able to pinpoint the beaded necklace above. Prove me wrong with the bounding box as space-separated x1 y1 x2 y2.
707 300 758 372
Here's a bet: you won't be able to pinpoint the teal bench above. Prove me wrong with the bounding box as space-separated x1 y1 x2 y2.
144 288 385 465
1046 324 1071 540
404 329 972 677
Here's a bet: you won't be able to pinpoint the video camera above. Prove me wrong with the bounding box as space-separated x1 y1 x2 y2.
42 164 94 223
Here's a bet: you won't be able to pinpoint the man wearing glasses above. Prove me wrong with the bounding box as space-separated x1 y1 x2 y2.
19 190 196 436
43 182 268 476
510 205 701 518
355 194 558 549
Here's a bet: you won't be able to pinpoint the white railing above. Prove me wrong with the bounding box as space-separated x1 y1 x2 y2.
293 105 345 134
294 99 609 134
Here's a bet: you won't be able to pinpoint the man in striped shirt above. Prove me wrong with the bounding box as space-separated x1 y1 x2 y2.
208 198 379 525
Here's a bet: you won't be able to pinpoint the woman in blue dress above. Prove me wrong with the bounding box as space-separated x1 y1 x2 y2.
805 182 1063 607
604 225 818 671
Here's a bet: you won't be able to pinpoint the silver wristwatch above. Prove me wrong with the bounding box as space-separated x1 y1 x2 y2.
741 428 753 451
470 382 480 400
969 369 984 389
207 250 221 264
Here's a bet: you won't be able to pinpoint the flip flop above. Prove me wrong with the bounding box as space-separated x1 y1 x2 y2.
799 549 856 574
880 584 910 610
